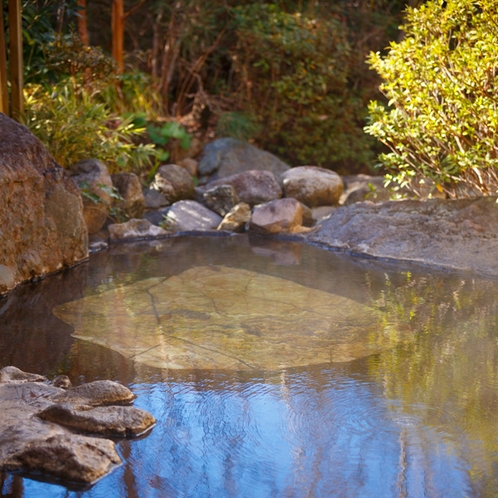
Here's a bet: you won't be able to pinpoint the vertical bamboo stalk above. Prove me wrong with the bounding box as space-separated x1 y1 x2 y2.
0 2 9 114
112 0 124 74
8 0 22 120
77 0 89 45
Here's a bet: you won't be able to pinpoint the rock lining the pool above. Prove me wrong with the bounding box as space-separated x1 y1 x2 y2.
53 265 413 371
0 366 155 487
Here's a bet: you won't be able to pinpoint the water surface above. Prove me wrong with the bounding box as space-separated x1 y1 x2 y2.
2 235 498 497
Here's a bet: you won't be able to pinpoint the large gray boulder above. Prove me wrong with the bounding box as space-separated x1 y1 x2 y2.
69 159 114 234
309 197 498 276
198 138 290 183
0 366 155 486
0 114 88 295
206 170 282 207
281 166 343 207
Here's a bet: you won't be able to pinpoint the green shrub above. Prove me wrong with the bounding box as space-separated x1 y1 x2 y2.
230 4 376 169
365 0 498 198
42 32 116 86
215 111 262 141
144 121 193 181
24 79 155 173
99 71 163 119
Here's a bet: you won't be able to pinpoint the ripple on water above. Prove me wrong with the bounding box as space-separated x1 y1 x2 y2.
119 369 472 498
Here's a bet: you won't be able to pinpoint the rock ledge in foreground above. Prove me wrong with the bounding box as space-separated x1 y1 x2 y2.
0 366 155 487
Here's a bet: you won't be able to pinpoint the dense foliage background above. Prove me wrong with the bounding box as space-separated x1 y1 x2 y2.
2 0 414 174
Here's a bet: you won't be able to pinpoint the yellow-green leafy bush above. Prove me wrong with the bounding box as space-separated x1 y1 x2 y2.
24 80 155 172
365 0 498 198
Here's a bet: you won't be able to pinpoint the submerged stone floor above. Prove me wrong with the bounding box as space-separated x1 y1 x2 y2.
53 265 412 371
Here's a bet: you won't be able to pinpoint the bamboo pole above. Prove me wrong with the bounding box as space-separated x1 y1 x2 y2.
8 0 22 120
0 2 8 114
112 0 124 74
77 0 89 45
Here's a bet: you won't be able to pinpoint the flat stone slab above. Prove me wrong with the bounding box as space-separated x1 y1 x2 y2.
0 367 155 487
309 197 498 276
53 266 413 371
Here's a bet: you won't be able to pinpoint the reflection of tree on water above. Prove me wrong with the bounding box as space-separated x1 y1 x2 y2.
54 248 498 494
366 271 498 495
111 364 477 497
5 237 498 495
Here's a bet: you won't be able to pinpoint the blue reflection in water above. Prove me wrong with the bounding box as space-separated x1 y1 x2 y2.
7 368 473 497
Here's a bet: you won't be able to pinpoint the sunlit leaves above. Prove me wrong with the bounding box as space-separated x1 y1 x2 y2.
365 0 498 197
24 79 155 172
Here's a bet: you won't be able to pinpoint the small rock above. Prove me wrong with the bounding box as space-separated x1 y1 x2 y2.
143 188 169 209
69 159 114 234
52 380 136 406
281 166 343 208
52 375 72 390
4 434 121 486
151 164 194 204
164 200 223 232
300 203 315 227
344 186 391 205
88 231 109 252
143 207 171 226
341 175 390 205
203 185 239 216
111 172 145 219
0 366 46 384
249 198 306 235
218 203 251 232
177 157 198 177
108 219 168 241
207 170 282 207
39 404 155 437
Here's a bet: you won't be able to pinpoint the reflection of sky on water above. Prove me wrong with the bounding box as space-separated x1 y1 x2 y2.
10 368 472 498
3 236 498 497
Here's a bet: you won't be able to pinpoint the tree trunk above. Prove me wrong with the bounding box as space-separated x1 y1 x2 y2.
77 0 89 46
0 3 9 114
150 7 164 79
159 11 181 116
112 0 124 73
8 0 23 120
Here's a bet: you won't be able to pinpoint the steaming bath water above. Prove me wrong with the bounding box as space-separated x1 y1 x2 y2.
2 235 498 496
